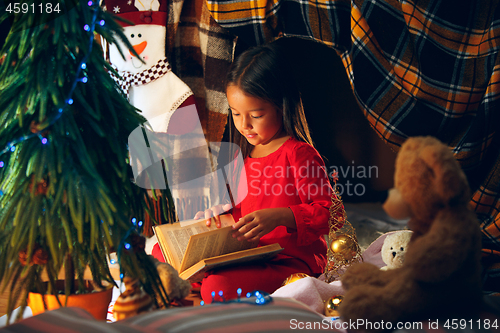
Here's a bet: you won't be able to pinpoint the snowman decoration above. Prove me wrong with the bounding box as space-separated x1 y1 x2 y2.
106 0 196 133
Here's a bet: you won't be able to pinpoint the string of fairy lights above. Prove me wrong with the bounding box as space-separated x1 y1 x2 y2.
200 289 272 306
0 1 141 278
0 1 102 162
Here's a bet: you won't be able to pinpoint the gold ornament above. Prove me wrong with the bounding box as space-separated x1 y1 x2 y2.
282 273 310 286
330 234 355 253
323 187 362 282
324 295 344 316
329 234 358 261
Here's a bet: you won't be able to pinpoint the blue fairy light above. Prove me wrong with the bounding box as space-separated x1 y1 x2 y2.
110 259 116 264
0 161 4 168
41 138 48 145
200 301 205 306
138 220 143 227
0 2 104 167
131 217 137 224
124 243 131 250
209 289 272 306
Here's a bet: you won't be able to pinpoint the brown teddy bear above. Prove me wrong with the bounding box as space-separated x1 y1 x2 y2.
339 136 483 328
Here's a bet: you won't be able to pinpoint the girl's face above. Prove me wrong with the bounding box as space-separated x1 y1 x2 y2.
227 85 284 148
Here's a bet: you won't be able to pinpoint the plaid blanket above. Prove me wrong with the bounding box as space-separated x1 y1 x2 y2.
165 0 236 144
205 0 500 261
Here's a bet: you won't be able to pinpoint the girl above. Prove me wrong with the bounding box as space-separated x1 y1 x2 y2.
194 42 340 302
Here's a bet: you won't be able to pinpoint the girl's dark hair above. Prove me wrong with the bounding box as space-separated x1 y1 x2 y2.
226 42 313 158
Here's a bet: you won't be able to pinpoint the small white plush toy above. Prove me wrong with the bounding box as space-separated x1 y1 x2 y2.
380 230 413 270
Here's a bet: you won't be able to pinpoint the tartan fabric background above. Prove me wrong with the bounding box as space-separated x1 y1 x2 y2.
205 0 500 259
164 0 236 144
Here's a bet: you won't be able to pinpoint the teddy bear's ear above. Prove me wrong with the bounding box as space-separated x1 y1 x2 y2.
417 137 470 205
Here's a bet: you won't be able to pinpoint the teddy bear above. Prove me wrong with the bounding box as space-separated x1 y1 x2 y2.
339 136 483 328
380 230 412 271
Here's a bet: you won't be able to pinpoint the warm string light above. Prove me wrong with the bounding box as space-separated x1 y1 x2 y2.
0 0 102 175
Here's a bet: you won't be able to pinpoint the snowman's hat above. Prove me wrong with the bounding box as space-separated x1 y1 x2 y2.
105 0 167 27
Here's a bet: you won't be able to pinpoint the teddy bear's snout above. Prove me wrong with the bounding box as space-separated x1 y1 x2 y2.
392 251 397 258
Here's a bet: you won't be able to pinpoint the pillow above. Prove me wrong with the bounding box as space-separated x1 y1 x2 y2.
1 297 341 332
0 307 149 333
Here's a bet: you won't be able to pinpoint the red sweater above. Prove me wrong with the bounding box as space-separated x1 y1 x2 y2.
231 137 333 275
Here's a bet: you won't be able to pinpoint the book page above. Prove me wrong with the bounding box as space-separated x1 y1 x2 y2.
153 214 235 271
179 243 283 282
179 214 234 228
179 225 256 273
153 224 187 270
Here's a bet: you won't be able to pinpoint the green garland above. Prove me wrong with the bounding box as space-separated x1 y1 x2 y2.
0 0 172 322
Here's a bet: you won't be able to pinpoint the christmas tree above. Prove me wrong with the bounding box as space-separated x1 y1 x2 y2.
0 0 170 320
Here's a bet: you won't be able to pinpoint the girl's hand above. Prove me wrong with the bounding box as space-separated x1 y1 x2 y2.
232 208 296 242
194 204 232 228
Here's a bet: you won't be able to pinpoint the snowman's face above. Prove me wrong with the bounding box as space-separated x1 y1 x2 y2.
109 25 166 73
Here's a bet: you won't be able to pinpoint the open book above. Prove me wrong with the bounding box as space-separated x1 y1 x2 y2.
153 214 283 282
